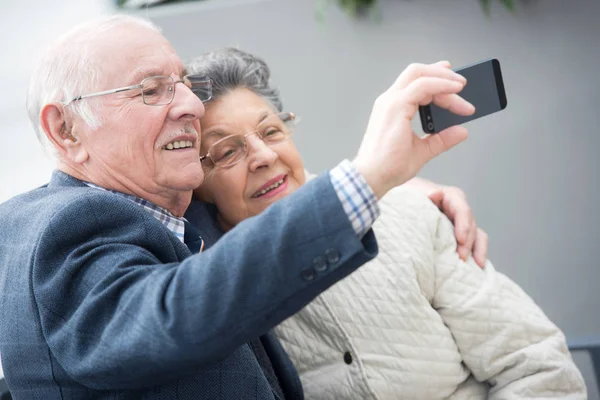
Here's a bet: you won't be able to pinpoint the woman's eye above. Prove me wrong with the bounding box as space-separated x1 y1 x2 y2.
216 148 236 161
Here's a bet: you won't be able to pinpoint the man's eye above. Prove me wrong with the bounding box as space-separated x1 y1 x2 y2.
263 128 286 141
264 128 280 136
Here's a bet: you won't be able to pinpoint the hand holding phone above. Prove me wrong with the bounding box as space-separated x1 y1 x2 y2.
352 61 474 199
419 58 507 133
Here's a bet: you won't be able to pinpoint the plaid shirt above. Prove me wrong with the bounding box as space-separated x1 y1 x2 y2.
330 159 380 238
85 160 379 243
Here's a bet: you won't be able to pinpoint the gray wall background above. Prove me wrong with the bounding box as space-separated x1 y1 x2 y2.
1 0 599 396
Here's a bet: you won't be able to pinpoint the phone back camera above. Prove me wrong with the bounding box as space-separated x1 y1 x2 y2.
427 122 435 132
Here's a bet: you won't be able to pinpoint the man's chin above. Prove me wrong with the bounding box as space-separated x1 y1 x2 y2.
160 169 205 192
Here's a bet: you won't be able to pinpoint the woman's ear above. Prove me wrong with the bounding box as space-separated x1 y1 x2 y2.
40 103 89 164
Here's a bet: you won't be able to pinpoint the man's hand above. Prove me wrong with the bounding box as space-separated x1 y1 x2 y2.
427 187 488 268
352 61 475 199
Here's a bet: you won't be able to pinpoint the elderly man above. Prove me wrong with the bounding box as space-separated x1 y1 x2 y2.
0 15 480 399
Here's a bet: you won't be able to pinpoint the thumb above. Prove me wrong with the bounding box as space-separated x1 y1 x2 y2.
419 125 469 163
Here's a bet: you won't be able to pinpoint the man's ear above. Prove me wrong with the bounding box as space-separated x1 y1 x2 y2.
40 103 88 164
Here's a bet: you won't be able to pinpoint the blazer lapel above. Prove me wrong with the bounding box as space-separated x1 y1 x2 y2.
261 331 304 400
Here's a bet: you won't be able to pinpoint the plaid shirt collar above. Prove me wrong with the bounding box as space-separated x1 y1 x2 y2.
84 182 186 243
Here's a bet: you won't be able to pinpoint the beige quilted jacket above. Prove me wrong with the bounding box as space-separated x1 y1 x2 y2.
275 187 586 399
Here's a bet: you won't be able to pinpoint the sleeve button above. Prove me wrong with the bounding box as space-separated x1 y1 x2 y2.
312 256 327 272
325 248 340 264
301 268 316 281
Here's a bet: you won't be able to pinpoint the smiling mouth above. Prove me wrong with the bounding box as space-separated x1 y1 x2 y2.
251 176 287 198
163 140 194 150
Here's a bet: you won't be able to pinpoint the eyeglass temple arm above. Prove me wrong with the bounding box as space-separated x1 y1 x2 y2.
63 84 142 105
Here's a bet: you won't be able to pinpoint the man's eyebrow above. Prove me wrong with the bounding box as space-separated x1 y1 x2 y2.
257 112 271 125
128 68 169 85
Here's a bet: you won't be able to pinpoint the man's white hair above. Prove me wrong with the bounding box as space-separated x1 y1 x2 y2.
26 14 161 152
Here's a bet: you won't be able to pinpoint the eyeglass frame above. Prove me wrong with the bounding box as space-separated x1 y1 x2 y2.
199 112 296 169
60 74 213 106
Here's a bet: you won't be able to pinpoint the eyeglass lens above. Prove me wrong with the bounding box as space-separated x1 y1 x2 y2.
208 113 295 166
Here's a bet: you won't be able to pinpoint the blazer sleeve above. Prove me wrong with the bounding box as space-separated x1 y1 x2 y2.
32 172 378 389
429 207 587 399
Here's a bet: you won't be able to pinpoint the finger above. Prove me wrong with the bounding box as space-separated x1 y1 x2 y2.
394 63 466 90
450 200 472 246
427 190 444 208
417 125 469 162
472 228 489 268
434 60 452 69
402 77 466 110
459 220 477 261
432 93 476 116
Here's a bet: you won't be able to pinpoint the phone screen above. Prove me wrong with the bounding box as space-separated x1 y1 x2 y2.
419 59 507 133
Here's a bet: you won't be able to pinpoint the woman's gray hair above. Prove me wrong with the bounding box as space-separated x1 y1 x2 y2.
185 48 283 112
26 15 161 152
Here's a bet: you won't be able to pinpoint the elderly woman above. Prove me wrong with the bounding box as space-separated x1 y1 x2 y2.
187 48 586 399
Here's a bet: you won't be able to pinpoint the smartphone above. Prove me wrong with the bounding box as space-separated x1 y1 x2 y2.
419 58 507 134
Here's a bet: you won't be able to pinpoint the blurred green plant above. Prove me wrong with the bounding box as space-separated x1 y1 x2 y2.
481 0 516 15
115 0 518 17
336 0 376 16
318 0 518 19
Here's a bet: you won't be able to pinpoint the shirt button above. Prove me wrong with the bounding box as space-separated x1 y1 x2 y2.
343 351 353 365
301 268 316 281
312 256 327 272
325 248 340 265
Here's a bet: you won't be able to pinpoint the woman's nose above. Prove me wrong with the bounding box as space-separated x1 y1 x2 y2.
246 134 278 171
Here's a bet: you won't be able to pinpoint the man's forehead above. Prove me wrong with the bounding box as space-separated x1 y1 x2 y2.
100 27 183 84
120 50 183 82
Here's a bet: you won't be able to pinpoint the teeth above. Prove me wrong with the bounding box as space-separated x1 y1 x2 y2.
164 140 194 150
254 178 285 198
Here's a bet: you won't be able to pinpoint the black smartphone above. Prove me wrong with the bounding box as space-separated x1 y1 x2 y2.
419 58 507 134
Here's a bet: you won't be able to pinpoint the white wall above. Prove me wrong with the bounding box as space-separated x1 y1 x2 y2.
0 0 112 202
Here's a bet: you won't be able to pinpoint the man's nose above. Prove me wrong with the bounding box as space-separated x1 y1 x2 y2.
168 81 205 123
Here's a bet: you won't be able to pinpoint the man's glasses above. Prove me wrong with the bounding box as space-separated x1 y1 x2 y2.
62 75 212 106
199 112 296 168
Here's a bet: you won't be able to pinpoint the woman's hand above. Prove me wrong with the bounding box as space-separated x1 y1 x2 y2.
402 177 488 268
428 186 488 268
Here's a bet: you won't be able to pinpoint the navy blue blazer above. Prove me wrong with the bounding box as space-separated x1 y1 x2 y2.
0 170 377 399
